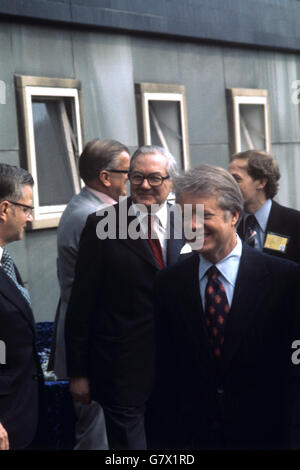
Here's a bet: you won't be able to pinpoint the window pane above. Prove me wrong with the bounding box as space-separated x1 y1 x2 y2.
149 101 183 170
32 100 75 206
239 104 266 151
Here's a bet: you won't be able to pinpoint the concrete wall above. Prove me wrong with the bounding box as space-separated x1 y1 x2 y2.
1 20 300 320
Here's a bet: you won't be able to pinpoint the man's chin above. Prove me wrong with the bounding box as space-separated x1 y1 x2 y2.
134 197 154 207
185 238 204 252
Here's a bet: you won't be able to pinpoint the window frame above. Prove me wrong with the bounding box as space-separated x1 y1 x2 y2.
15 75 84 229
135 82 190 171
226 88 271 156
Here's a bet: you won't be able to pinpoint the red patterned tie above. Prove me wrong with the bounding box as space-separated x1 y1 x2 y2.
147 214 164 269
204 265 230 358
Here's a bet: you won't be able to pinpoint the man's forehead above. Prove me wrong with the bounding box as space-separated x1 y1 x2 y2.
230 158 249 171
133 152 168 169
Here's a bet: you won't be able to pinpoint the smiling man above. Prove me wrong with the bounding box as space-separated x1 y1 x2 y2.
65 145 186 450
0 164 43 450
149 164 300 450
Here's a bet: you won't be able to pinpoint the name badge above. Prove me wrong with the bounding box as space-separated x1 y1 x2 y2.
264 232 289 253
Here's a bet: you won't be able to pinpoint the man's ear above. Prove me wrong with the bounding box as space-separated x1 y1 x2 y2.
0 201 9 222
256 177 268 190
232 210 240 227
98 170 111 188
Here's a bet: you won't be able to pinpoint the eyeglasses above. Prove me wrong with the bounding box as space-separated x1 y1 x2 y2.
128 172 170 187
106 169 129 174
7 200 34 216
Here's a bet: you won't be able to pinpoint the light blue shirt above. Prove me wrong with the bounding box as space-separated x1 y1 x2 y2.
198 235 242 310
243 199 272 251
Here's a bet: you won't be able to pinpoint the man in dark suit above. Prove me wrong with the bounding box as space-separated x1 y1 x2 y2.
0 164 43 450
150 164 300 450
50 139 130 450
228 149 300 262
65 145 187 450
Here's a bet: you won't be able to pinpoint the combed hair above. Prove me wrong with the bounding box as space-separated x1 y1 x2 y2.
79 139 129 184
174 164 243 221
0 164 34 202
130 145 178 179
230 150 280 199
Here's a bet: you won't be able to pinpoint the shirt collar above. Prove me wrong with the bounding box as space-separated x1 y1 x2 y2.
85 186 117 206
199 234 242 286
244 199 272 233
131 201 168 229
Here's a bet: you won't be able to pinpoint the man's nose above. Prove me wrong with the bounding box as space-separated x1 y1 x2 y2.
140 178 151 189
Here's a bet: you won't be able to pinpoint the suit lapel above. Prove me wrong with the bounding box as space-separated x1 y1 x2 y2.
116 199 185 269
178 253 218 368
265 200 278 235
166 206 185 266
114 198 158 269
220 244 270 375
0 268 35 331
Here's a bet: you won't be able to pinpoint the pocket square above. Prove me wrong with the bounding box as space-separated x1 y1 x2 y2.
180 243 192 254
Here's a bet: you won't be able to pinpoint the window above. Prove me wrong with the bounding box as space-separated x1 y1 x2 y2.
15 75 83 229
135 83 190 171
226 88 271 156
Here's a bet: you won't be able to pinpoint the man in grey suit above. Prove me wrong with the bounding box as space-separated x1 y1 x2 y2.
50 139 130 449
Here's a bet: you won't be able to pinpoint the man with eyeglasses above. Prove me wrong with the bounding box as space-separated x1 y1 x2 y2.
49 139 130 450
65 145 187 449
0 163 44 450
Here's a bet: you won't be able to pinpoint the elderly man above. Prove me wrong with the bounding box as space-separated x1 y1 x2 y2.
0 164 43 450
228 150 300 262
50 139 130 449
150 164 300 449
65 145 186 450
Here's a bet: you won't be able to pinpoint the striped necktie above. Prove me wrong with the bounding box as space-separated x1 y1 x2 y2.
1 247 31 306
147 214 164 269
245 215 257 248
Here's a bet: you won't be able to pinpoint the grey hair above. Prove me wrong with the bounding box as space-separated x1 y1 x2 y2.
130 145 178 179
174 164 243 222
0 163 34 202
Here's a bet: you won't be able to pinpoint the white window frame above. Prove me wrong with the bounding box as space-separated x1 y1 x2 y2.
135 83 190 171
15 75 84 229
226 88 271 156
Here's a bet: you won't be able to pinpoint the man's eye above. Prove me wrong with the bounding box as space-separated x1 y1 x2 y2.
150 177 161 182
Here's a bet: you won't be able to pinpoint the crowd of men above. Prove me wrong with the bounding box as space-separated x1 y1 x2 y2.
0 142 300 450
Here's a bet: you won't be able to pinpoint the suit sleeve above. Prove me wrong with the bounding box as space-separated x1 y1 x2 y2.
286 264 300 448
65 214 104 377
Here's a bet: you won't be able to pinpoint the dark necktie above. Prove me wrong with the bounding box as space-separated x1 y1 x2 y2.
204 265 229 359
1 247 31 306
147 214 164 269
244 214 257 248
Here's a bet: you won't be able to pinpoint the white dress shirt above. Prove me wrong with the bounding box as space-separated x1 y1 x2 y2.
131 202 168 263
